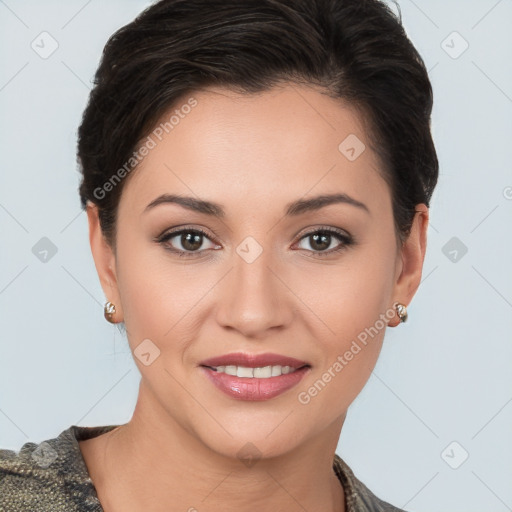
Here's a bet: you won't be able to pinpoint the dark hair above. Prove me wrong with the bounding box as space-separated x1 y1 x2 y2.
77 0 438 250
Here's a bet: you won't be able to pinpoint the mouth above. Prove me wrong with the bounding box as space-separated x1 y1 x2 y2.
198 352 312 401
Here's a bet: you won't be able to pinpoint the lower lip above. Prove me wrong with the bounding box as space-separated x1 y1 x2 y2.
200 365 311 401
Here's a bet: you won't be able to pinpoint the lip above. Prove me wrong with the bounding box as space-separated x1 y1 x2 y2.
199 352 310 369
200 365 311 401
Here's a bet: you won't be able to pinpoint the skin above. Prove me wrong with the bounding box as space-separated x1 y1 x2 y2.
80 83 429 512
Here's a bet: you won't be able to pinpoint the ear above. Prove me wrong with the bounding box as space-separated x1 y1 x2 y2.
389 203 429 327
86 202 123 323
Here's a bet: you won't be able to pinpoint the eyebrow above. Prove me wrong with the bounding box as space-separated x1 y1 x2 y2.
143 192 370 217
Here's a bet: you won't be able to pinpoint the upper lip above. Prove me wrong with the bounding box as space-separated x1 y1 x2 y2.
200 352 310 369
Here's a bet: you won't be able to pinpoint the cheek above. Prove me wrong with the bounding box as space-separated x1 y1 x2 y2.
114 229 180 340
114 232 216 360
297 296 389 417
300 243 396 401
298 239 396 339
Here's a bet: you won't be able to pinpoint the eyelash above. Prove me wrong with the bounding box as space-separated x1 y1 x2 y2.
155 226 354 259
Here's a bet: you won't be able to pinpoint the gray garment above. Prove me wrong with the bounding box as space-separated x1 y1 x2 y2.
0 425 408 511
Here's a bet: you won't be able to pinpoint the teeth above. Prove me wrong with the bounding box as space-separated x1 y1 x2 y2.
211 365 298 378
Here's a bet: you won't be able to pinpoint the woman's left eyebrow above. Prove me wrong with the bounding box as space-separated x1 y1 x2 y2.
285 193 370 216
143 192 370 218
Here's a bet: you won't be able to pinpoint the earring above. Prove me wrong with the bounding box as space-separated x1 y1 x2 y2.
104 301 117 323
395 302 408 323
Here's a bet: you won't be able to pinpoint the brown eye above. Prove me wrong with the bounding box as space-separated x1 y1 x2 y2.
179 232 203 251
296 229 353 255
157 228 219 257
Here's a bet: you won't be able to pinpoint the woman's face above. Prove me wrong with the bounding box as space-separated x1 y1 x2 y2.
88 83 427 460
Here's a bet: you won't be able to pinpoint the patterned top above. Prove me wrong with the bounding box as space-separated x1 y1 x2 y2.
0 425 408 511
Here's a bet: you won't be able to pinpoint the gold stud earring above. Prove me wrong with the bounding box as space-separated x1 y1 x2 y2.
395 302 408 323
104 301 117 323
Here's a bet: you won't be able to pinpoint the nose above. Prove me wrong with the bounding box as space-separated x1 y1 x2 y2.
215 247 294 338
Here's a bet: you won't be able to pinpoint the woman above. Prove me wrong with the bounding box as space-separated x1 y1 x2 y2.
0 0 438 510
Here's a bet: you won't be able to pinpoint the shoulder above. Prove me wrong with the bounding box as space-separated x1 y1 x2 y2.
0 425 117 512
333 453 410 512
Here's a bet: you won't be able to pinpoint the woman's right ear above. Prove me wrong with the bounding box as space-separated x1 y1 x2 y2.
86 202 123 319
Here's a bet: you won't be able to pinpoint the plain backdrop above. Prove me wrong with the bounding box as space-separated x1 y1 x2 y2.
1 1 511 511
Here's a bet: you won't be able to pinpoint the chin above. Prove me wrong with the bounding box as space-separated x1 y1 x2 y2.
192 415 308 463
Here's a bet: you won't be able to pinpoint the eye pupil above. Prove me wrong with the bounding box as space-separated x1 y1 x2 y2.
182 232 202 251
310 233 331 251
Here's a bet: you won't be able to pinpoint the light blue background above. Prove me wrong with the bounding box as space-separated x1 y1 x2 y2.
1 1 511 511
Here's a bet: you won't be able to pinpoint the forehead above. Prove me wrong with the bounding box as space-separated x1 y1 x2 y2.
120 83 389 216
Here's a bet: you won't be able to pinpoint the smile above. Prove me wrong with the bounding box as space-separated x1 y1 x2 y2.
206 364 302 378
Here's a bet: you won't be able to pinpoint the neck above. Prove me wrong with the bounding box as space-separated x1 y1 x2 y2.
86 381 346 512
